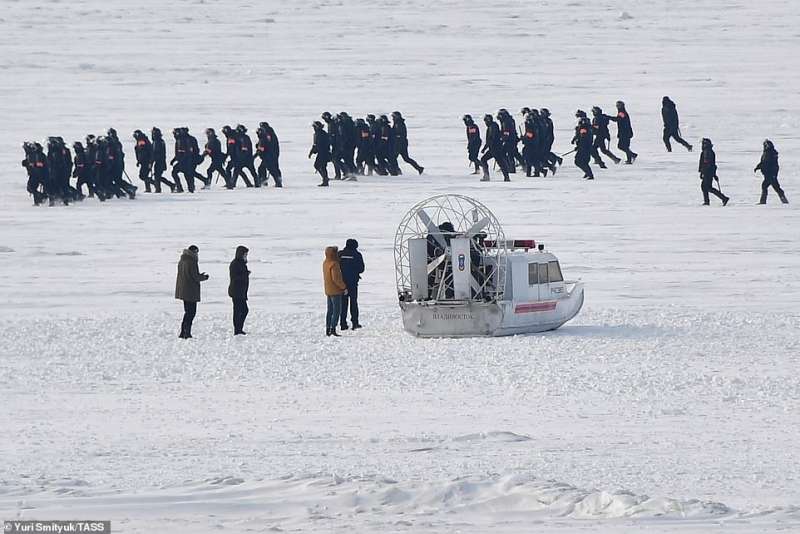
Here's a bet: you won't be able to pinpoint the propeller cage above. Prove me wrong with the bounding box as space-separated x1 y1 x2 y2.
394 195 508 303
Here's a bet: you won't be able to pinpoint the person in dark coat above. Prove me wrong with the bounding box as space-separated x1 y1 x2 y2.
175 245 209 339
367 114 387 175
72 141 92 198
228 245 250 335
255 121 283 187
322 112 344 180
338 239 365 330
232 124 257 188
754 139 788 204
572 116 594 180
133 130 155 192
698 138 729 206
591 106 621 167
463 114 482 174
151 127 176 193
377 115 400 176
480 114 510 181
609 100 638 164
310 121 331 186
391 111 424 175
355 118 374 175
540 108 562 173
661 96 692 152
222 125 239 188
203 128 229 186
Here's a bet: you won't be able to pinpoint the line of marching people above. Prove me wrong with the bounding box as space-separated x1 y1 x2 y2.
22 123 283 205
463 96 789 205
309 111 424 186
174 239 365 339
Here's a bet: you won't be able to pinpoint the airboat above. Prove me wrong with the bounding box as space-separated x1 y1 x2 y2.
393 194 584 337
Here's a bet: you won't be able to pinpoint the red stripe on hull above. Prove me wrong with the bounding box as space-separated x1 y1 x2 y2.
514 301 557 314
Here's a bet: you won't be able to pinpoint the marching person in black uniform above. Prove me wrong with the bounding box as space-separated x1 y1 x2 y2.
151 127 176 192
754 139 789 204
367 114 386 175
480 114 510 182
609 100 638 164
377 114 400 176
661 96 692 152
572 116 594 180
338 112 358 177
540 108 562 173
22 142 47 205
591 106 621 167
202 128 229 187
170 128 191 192
497 109 519 174
521 110 539 177
698 138 729 206
355 117 374 175
255 122 283 187
133 130 154 192
310 121 331 186
322 112 343 180
463 114 482 174
232 124 257 188
72 141 92 198
391 111 424 175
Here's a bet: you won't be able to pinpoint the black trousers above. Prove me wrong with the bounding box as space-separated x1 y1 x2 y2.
480 148 509 179
180 300 197 338
593 137 620 163
314 155 330 183
207 159 229 185
617 137 637 162
138 162 154 191
760 175 786 203
232 298 248 334
232 162 256 187
663 129 692 151
468 143 480 169
396 141 423 173
701 175 726 203
340 285 359 327
575 151 594 179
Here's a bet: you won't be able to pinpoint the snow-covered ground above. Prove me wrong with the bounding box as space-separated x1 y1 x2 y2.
1 1 799 532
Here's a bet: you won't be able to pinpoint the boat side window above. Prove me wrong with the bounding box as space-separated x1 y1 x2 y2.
528 263 538 285
548 261 563 283
538 263 549 284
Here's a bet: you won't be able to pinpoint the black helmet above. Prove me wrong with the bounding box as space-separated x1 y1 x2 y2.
86 134 96 143
575 109 587 118
763 139 774 150
107 127 117 136
355 117 365 124
483 113 493 123
321 111 332 121
616 100 625 109
151 127 161 137
366 114 376 121
312 120 323 129
133 129 143 138
391 110 402 118
73 141 83 149
540 108 550 117
591 106 601 114
520 107 530 115
236 124 246 133
701 138 712 148
463 114 473 122
205 128 216 136
259 121 270 129
379 114 389 121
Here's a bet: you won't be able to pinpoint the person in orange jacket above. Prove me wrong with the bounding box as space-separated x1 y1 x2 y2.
323 246 347 337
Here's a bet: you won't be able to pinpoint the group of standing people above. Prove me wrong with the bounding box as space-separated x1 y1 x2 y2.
174 239 365 339
309 111 423 186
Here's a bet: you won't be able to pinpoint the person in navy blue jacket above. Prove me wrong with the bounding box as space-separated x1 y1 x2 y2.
339 239 365 330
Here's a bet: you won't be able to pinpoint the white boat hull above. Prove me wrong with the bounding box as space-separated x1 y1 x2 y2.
401 282 584 338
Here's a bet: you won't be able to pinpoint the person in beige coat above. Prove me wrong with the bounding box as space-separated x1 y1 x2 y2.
323 246 347 337
175 245 209 339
